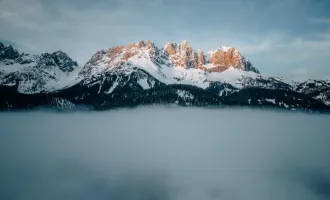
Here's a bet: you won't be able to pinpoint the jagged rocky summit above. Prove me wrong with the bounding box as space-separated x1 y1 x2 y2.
0 40 329 112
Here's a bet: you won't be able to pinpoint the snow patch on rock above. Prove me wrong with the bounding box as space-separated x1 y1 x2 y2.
177 90 194 100
265 99 276 104
137 78 150 90
51 98 75 109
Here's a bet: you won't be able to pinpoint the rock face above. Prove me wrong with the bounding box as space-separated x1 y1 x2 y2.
80 40 259 80
0 42 80 93
208 47 252 72
295 80 330 106
37 51 78 73
164 41 201 69
49 51 78 72
163 41 259 73
0 43 20 61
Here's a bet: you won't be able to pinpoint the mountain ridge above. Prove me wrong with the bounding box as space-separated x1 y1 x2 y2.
0 40 329 112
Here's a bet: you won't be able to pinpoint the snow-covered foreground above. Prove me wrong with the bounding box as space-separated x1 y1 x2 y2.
1 107 330 200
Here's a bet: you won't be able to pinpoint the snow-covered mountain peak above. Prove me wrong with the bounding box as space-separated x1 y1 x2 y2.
79 40 261 78
0 42 20 61
78 40 261 91
0 42 80 93
207 46 258 73
39 51 78 73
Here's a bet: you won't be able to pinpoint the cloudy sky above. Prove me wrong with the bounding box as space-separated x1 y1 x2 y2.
0 0 330 80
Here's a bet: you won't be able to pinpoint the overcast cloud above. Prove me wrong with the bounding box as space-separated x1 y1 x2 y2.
0 0 330 80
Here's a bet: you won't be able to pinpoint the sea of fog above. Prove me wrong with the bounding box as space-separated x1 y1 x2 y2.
1 107 330 200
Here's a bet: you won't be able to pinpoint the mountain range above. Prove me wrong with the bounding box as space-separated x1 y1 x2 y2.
1 40 330 112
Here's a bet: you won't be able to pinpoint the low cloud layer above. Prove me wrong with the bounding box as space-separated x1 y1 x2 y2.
0 107 330 200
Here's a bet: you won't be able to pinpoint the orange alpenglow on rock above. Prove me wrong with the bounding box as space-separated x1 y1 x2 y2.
81 40 259 77
164 42 177 55
121 40 156 60
207 47 244 72
164 41 201 69
197 50 206 65
162 41 257 73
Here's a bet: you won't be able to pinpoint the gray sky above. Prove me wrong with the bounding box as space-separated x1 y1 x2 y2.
1 0 330 80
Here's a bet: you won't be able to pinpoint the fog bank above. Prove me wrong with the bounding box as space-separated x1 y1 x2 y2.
1 107 330 200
